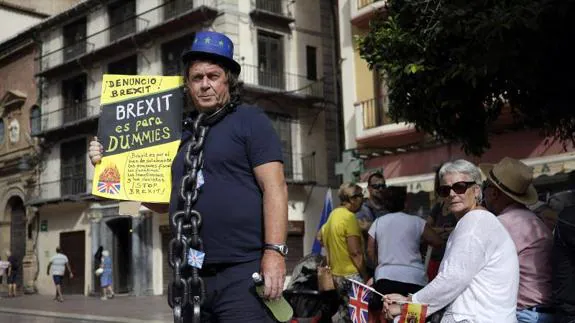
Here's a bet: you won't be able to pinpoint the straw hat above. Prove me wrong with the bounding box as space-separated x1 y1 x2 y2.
479 157 538 205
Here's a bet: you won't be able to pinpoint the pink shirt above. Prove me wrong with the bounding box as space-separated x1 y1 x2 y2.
498 204 553 309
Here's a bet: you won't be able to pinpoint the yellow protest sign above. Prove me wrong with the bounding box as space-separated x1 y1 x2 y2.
92 74 184 203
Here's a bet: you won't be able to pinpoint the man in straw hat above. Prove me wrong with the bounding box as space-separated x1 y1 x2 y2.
89 30 288 321
481 157 554 323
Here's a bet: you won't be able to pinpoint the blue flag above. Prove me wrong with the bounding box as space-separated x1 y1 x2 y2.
311 189 333 255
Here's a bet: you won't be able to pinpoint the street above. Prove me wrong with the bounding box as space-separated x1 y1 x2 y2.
0 294 171 323
0 313 94 323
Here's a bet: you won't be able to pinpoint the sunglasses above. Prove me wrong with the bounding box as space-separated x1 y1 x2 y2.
369 184 387 190
350 193 364 199
436 181 476 198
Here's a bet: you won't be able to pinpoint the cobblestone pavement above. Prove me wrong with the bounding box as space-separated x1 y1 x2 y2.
0 294 171 323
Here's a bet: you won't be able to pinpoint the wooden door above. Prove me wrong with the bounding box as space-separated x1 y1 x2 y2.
59 231 85 294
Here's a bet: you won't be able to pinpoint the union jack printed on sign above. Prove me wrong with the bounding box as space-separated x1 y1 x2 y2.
98 182 121 195
348 281 370 323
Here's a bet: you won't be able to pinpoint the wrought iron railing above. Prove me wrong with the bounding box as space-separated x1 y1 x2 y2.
31 178 92 201
240 64 323 98
31 97 100 135
63 41 86 61
285 152 316 183
164 0 195 19
255 0 283 15
109 17 137 42
357 96 390 129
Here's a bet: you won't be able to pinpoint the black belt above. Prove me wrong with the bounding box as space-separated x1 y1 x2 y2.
526 306 556 314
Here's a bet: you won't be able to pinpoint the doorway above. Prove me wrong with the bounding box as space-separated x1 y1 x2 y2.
59 231 85 294
8 197 26 287
106 217 132 293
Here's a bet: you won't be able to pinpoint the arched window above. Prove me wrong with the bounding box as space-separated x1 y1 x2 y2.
30 105 41 134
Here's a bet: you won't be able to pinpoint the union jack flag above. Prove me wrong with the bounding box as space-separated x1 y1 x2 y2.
187 248 205 269
348 281 370 323
98 182 121 195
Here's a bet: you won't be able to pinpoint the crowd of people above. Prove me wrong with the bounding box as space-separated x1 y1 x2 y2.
317 157 574 323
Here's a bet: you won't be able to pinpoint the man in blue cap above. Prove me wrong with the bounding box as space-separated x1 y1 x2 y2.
89 31 288 322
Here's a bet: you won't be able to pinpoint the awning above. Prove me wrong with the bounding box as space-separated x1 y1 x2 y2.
368 152 575 194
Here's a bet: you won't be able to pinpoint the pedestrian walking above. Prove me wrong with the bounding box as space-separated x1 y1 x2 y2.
89 30 288 322
47 247 73 302
6 250 19 297
99 250 114 300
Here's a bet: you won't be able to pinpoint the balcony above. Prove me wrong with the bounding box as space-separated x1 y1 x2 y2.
164 0 195 20
240 64 323 99
27 178 94 206
32 97 100 138
63 41 87 61
354 96 423 149
352 0 386 28
358 96 390 129
37 1 218 78
285 152 316 185
250 0 294 31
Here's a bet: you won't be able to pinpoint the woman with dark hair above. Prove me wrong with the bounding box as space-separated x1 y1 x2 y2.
93 246 103 294
366 186 443 322
94 246 103 269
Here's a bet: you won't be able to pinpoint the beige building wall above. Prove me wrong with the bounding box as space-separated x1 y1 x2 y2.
36 203 92 295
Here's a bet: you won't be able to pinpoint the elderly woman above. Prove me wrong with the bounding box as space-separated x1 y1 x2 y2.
318 183 369 322
99 250 115 300
384 159 519 322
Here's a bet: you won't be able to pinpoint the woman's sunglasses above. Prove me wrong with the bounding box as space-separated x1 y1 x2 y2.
436 181 476 198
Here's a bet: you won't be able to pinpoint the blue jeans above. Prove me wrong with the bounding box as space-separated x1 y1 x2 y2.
517 308 555 323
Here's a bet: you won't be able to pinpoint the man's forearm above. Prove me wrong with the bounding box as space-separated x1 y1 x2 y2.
351 254 368 280
263 183 288 244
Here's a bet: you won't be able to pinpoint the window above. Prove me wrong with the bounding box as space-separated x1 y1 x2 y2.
164 0 194 20
108 55 138 75
30 105 41 134
62 74 87 124
306 46 317 81
162 35 192 76
267 113 292 179
60 138 86 195
109 0 136 42
63 18 86 61
257 31 284 89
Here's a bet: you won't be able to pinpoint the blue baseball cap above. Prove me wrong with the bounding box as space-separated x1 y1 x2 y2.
181 31 241 75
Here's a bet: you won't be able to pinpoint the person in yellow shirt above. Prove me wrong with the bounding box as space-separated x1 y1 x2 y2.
318 183 369 322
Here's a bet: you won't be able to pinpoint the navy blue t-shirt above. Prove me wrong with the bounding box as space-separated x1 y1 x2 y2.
169 105 283 264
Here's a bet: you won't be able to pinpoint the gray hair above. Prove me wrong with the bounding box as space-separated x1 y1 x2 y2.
438 159 483 201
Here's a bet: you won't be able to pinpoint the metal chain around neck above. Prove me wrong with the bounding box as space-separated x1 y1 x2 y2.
168 112 209 323
167 101 237 323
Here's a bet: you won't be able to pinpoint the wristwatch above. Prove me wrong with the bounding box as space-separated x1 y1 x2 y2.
263 243 289 257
